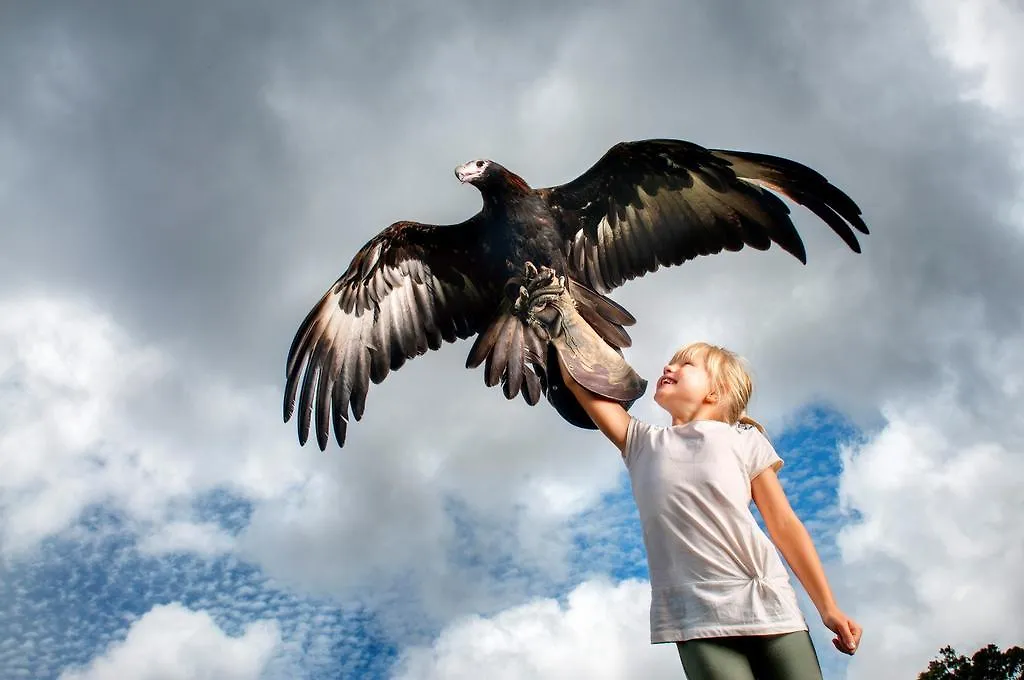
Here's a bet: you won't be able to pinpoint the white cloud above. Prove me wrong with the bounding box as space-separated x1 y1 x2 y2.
136 521 236 557
834 367 1024 678
916 0 1024 117
916 0 1024 227
0 294 164 554
0 293 315 558
392 578 682 680
58 603 281 680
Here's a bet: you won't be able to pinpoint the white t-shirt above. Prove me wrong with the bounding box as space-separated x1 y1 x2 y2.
624 417 808 644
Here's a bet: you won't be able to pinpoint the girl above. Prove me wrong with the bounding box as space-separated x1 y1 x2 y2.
557 341 862 679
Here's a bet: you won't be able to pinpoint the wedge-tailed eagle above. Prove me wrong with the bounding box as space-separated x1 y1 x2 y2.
284 139 868 449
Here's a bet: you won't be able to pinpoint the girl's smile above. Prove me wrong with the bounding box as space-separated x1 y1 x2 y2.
654 357 724 426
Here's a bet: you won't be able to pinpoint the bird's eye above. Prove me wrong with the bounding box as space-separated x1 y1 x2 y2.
476 161 484 168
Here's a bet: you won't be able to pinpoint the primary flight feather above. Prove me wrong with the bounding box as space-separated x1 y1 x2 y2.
284 138 869 450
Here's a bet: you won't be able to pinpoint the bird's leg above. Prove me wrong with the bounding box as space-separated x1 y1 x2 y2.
531 265 559 290
520 264 562 297
511 262 564 314
518 274 575 342
519 262 559 289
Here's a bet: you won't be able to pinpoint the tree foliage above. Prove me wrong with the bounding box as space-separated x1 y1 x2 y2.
918 644 1024 680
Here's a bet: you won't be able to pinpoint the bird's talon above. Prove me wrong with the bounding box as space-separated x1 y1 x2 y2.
512 285 532 313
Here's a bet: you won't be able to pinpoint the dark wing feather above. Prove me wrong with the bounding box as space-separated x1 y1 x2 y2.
284 218 496 450
542 139 869 293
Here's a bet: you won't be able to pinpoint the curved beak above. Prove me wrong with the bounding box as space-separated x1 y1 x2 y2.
455 161 484 184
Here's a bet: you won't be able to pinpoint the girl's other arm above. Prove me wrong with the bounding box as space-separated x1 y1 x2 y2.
752 469 863 655
555 353 631 455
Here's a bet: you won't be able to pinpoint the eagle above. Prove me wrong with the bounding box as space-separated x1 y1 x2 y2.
284 138 868 450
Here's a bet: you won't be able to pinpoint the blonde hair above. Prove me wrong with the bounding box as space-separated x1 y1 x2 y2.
670 342 766 435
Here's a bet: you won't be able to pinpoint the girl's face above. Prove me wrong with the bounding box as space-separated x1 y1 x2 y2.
654 354 716 416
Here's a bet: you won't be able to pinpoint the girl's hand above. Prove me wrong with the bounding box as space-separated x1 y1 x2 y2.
822 608 862 655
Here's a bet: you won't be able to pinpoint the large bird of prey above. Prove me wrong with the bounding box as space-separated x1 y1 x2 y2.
284 138 869 449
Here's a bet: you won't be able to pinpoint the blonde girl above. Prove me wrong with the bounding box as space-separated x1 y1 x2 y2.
557 341 862 680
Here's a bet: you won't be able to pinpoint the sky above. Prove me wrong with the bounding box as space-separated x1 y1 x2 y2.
1 0 1022 678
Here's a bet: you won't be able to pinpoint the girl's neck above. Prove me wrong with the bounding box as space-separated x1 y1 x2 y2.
670 404 728 427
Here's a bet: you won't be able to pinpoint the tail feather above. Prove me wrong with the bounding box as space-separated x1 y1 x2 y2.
469 304 547 405
484 313 517 387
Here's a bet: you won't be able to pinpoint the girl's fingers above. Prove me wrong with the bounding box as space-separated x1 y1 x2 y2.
843 623 857 650
849 620 863 648
829 617 860 654
832 637 853 655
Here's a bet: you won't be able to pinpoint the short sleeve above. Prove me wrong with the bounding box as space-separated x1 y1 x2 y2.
744 427 784 480
623 417 651 470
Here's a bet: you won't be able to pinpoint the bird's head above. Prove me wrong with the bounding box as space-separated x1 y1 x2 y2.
455 159 498 186
455 158 532 197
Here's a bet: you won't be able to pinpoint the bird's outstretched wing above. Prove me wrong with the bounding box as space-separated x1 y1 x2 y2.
284 219 497 450
541 139 869 293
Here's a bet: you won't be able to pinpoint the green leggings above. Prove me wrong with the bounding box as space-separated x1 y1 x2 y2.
676 631 823 680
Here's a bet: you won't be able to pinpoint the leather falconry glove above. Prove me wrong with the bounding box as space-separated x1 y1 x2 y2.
513 264 647 429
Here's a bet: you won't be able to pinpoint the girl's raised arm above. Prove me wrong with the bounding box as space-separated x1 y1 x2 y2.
555 353 632 455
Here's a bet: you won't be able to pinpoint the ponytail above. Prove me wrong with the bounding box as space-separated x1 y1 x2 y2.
738 414 766 435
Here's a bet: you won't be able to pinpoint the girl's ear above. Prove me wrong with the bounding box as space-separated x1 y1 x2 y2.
705 390 718 404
